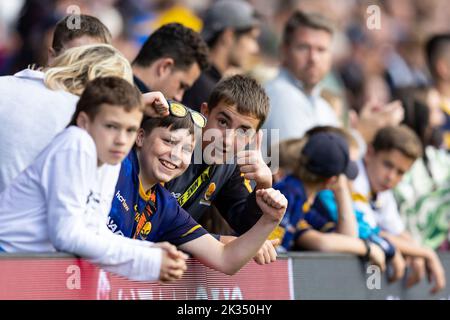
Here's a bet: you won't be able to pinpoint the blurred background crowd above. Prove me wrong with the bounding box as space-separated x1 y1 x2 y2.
2 0 450 293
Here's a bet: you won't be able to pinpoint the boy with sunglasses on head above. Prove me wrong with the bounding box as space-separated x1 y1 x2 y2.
108 100 287 275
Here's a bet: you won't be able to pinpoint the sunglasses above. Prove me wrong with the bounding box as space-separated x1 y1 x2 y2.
167 100 207 128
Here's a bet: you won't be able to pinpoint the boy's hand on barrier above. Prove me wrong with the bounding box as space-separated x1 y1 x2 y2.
237 130 272 189
220 236 279 265
159 249 187 283
389 250 406 283
154 242 189 283
369 243 386 272
425 250 446 294
256 188 287 223
142 91 170 118
253 239 280 265
406 256 426 288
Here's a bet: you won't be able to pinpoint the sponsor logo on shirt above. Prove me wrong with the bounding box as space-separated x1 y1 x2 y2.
107 216 124 236
172 192 181 199
115 190 130 212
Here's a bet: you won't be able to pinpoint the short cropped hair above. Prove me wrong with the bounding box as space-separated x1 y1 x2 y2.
69 77 143 126
372 125 422 160
52 14 111 55
133 23 209 72
208 74 270 130
140 115 195 137
282 11 334 46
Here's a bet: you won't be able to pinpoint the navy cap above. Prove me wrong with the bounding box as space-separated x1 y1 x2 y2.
302 132 358 179
201 0 259 42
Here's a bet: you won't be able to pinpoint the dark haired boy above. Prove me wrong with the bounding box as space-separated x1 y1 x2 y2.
48 14 112 65
132 23 209 101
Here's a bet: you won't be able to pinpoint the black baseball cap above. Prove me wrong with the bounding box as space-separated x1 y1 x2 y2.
302 132 358 179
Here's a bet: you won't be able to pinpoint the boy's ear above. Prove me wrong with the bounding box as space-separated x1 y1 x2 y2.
200 102 209 118
135 128 146 148
76 111 90 130
156 57 175 77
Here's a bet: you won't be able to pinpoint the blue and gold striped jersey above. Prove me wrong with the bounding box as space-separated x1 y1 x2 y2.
272 175 335 251
108 149 207 246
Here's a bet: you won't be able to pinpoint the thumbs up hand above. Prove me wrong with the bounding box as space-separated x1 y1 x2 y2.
236 130 272 190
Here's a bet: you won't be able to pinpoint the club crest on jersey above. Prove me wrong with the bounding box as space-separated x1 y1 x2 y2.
199 182 215 206
204 182 216 201
140 221 152 238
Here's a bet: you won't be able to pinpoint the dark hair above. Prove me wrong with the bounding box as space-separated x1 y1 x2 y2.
208 74 269 130
282 11 334 45
140 115 195 137
394 86 443 150
133 23 209 72
52 14 112 54
425 34 450 78
69 77 143 126
207 25 255 48
372 125 422 160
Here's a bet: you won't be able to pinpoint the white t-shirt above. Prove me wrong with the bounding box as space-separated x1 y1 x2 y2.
0 69 79 192
352 160 405 235
0 126 162 281
263 68 339 142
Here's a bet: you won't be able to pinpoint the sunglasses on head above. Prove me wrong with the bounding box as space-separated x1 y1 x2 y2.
167 100 207 128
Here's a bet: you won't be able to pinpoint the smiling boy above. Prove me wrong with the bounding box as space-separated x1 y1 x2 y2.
108 100 287 275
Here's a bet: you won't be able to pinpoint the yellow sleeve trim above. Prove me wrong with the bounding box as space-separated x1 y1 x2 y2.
296 219 311 230
181 224 202 238
320 221 336 232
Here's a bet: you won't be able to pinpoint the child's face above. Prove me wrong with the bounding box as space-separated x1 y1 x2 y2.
82 104 143 166
137 127 195 184
201 102 260 164
365 148 414 193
